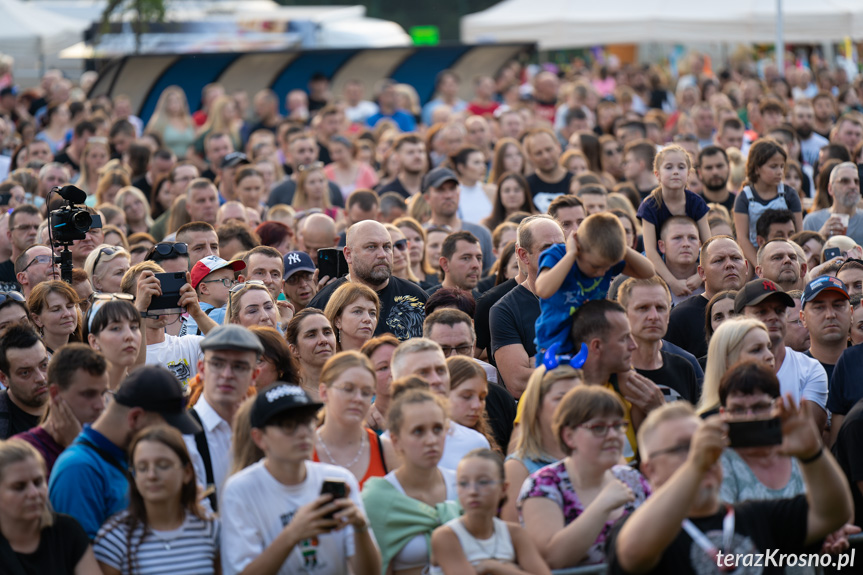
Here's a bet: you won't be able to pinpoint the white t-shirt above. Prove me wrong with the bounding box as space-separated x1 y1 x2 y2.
458 182 493 225
776 347 828 411
221 460 364 575
146 334 204 387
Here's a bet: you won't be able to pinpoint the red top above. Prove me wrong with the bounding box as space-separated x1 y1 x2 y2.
313 427 387 489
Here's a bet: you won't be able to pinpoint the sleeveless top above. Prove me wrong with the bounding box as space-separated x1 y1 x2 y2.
312 428 387 489
458 181 493 225
428 517 515 575
741 184 789 248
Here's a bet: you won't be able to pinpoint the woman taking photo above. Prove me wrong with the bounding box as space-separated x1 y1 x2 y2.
313 351 397 488
93 426 220 575
28 281 81 355
248 325 299 389
361 334 399 432
286 308 336 400
84 245 131 295
518 386 651 569
363 386 461 575
446 356 497 451
116 187 153 236
144 87 196 159
85 296 143 391
394 217 438 289
0 439 99 574
292 163 343 223
385 223 419 284
481 173 536 232
324 135 378 202
323 283 379 352
226 281 278 329
451 147 494 225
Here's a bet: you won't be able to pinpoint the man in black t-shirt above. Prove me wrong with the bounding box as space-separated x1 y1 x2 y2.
267 132 344 208
801 275 851 384
307 220 427 340
375 134 428 200
832 397 863 528
607 402 851 575
696 146 737 214
0 324 49 439
523 128 572 212
54 120 95 178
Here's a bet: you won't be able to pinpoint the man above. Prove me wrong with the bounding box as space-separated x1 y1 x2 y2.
0 324 49 439
497 109 525 140
338 190 379 247
547 194 586 238
217 152 249 203
308 220 427 340
523 128 572 212
54 120 95 176
422 70 467 126
490 215 563 397
342 79 378 125
608 402 851 574
696 146 736 213
375 134 428 199
314 106 341 164
428 231 482 296
28 140 53 164
282 251 317 312
185 325 262 510
15 244 59 298
837 258 863 298
367 79 416 132
804 162 863 245
146 240 191 274
755 208 797 247
49 365 201 538
239 246 285 302
38 162 72 199
619 277 698 404
831 114 863 155
576 185 609 216
0 204 45 290
423 167 494 272
201 131 234 181
14 343 108 473
132 148 175 200
176 222 220 268
736 279 828 431
793 99 829 167
692 102 716 148
657 217 702 306
297 213 339 267
784 289 810 353
185 255 246 335
465 116 493 160
390 338 489 469
267 132 344 207
813 91 836 137
665 236 748 358
248 89 282 135
755 239 806 292
185 178 220 227
714 117 745 152
622 139 659 200
379 192 407 224
801 275 851 381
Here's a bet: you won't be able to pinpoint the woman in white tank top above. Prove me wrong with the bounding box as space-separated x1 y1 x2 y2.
452 147 495 225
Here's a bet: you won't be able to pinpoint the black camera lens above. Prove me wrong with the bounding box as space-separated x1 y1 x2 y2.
72 211 92 231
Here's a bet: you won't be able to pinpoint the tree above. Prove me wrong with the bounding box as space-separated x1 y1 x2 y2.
100 0 169 54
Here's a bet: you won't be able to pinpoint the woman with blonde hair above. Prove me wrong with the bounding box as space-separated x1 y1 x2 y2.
144 86 196 158
394 216 438 288
323 136 379 202
194 95 242 154
229 396 262 476
75 138 111 196
93 170 131 207
84 244 131 294
313 351 397 488
292 163 344 222
226 281 278 329
385 223 419 283
28 280 82 354
323 282 380 352
115 186 153 236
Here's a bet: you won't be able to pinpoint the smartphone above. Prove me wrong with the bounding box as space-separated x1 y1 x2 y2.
317 248 348 280
320 478 347 519
727 417 782 448
148 272 186 315
824 247 842 261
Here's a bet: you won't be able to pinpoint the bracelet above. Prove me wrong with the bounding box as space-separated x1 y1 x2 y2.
799 447 824 465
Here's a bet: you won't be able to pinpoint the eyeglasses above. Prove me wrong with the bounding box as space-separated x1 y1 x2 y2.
297 161 324 172
0 291 25 306
456 479 500 491
330 383 375 400
578 420 629 437
11 224 40 232
393 239 408 252
648 442 691 459
205 358 253 376
440 345 473 357
201 277 238 288
285 271 314 286
725 402 774 417
20 254 55 273
146 242 188 261
92 246 122 274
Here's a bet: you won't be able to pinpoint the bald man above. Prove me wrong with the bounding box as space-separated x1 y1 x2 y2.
307 220 428 340
298 213 340 267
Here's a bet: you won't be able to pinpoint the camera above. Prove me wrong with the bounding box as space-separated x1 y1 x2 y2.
50 185 99 243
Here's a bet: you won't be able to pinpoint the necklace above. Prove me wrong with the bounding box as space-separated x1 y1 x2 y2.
316 428 366 469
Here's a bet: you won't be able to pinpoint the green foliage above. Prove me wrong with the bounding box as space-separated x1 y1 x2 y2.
100 0 169 52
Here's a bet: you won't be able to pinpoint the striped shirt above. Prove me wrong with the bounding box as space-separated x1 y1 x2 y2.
94 510 220 574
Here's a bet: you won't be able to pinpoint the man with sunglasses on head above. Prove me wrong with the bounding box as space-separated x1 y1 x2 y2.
146 241 192 335
0 205 43 291
184 255 246 336
15 244 58 298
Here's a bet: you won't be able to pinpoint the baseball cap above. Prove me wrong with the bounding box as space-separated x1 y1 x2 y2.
199 324 263 354
0 86 18 98
114 366 201 435
734 279 795 314
283 251 316 279
220 152 250 169
801 275 849 309
422 167 458 193
250 383 323 428
190 255 245 289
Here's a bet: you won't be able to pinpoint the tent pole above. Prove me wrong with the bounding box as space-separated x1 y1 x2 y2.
776 0 784 77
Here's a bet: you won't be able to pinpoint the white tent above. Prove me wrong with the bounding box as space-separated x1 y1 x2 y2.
462 0 863 50
0 0 89 83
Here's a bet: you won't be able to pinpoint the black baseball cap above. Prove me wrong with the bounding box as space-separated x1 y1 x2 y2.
422 167 458 193
114 366 201 434
250 383 323 429
220 152 250 170
734 279 795 314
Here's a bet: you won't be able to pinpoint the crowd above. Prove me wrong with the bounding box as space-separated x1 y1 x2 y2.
1 50 863 574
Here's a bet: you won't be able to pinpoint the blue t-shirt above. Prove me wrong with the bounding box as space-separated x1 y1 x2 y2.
636 189 709 247
534 243 626 355
366 110 416 133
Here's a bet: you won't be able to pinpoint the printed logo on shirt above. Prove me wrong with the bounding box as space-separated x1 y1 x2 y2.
281 510 327 571
167 360 192 387
386 295 425 340
562 276 604 314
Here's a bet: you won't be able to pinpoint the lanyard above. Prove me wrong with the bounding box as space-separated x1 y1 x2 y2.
681 505 735 572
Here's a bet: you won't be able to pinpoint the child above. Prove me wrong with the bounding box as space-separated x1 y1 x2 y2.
184 255 246 335
534 212 654 356
733 138 804 268
637 144 712 298
430 449 551 575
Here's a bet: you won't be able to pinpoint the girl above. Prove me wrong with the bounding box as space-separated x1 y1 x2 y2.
324 283 380 352
85 296 143 391
481 173 536 232
254 221 293 256
313 351 397 488
145 86 196 159
703 290 738 357
386 223 419 284
286 308 336 399
395 217 438 289
559 149 589 176
451 147 494 225
733 138 804 268
226 281 278 329
637 144 711 298
94 426 220 574
292 163 343 223
83 244 131 295
430 450 551 575
446 356 497 451
323 135 378 202
27 280 82 355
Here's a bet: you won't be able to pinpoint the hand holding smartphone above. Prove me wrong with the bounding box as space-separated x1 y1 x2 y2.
320 478 347 520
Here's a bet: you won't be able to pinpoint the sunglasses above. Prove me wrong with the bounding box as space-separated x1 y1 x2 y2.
297 161 324 172
86 293 135 332
227 280 268 312
0 291 25 306
393 239 408 252
20 254 56 273
92 246 122 274
146 242 188 261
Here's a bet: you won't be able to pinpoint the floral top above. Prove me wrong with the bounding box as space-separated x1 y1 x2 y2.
517 461 651 565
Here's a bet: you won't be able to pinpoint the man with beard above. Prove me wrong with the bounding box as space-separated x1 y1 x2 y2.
307 220 427 340
696 146 736 213
831 114 863 156
523 127 572 212
375 134 428 199
792 99 829 168
0 324 49 439
756 239 806 292
427 231 483 298
804 162 863 245
657 217 702 306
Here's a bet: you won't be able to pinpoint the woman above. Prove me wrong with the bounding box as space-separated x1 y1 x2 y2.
194 95 242 155
286 308 336 399
702 290 738 364
698 318 775 417
116 187 153 236
83 244 131 295
361 334 399 432
149 175 175 223
323 136 378 202
610 208 640 251
451 147 494 225
430 449 551 575
492 241 518 287
488 138 526 184
362 387 461 575
559 149 590 176
385 223 419 284
35 103 70 155
248 325 299 389
144 86 196 159
226 281 277 329
292 163 343 222
85 297 143 391
313 351 397 488
324 282 379 352
425 226 450 276
229 396 262 476
0 439 99 574
27 280 82 355
93 170 131 207
74 138 111 197
481 173 536 232
446 356 497 451
255 221 293 256
102 226 130 251
851 296 863 346
0 290 29 332
233 166 267 215
518 386 651 568
93 426 220 575
502 365 581 522
394 217 438 289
